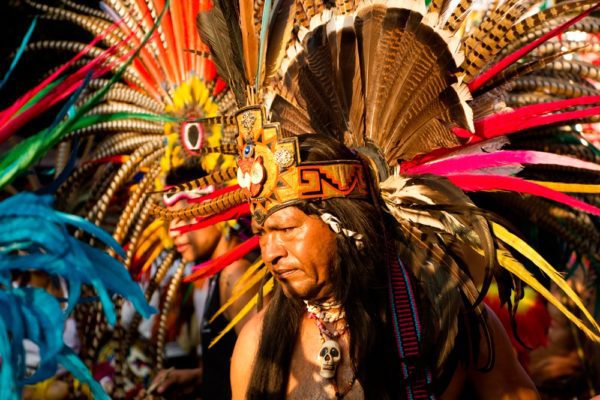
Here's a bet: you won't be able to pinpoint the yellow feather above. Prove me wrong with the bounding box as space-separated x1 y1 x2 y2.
210 262 266 323
134 221 166 259
209 277 274 348
140 242 165 274
492 222 600 342
138 219 164 243
529 181 600 194
232 258 264 294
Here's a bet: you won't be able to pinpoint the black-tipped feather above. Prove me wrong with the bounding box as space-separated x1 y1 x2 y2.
196 0 247 105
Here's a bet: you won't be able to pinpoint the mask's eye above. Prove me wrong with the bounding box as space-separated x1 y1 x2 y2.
181 122 205 154
243 144 254 158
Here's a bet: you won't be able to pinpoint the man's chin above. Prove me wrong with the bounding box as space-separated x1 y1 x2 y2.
181 250 196 263
279 281 322 301
279 281 306 299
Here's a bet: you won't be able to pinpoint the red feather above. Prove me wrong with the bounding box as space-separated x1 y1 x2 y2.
173 203 250 234
184 235 260 282
448 174 600 216
473 96 600 139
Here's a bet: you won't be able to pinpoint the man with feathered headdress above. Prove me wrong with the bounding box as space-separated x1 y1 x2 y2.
164 0 600 397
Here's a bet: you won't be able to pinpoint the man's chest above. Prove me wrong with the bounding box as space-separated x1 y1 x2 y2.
285 320 364 399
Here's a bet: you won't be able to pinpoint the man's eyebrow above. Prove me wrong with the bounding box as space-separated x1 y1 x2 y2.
251 222 264 232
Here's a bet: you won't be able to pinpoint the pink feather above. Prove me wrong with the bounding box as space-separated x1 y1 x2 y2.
0 22 124 130
0 46 135 143
404 150 600 176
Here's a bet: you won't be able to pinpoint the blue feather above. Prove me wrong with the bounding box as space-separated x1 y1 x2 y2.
18 289 64 385
0 17 38 92
0 193 125 258
0 292 26 394
0 317 16 400
0 192 155 397
57 347 110 400
83 245 156 318
56 211 126 258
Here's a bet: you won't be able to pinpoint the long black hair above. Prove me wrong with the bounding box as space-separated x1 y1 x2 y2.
247 134 405 399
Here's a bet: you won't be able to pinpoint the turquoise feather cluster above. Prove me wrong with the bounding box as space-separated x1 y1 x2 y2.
0 192 155 399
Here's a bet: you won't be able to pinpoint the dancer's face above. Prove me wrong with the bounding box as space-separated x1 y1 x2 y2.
253 206 337 301
168 199 221 262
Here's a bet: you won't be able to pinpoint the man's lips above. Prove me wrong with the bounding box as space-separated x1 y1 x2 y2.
274 268 299 279
175 243 190 253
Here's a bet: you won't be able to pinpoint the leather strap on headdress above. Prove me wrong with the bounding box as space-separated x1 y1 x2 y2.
385 235 435 399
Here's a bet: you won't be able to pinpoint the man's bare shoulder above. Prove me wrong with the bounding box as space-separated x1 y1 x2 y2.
231 308 266 400
237 307 264 344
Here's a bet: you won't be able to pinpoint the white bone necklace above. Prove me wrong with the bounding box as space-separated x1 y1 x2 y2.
305 300 346 323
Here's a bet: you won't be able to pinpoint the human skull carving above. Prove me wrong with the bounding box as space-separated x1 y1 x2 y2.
317 340 341 379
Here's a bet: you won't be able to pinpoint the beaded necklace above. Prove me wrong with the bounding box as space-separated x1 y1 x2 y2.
305 302 356 399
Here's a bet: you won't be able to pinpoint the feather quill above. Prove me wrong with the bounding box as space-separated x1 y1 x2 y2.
262 0 296 83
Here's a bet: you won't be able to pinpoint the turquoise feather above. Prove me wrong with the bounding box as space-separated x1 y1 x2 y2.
256 0 273 89
0 17 38 91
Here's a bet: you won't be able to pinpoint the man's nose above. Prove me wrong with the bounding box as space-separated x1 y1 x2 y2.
260 233 286 266
169 219 184 238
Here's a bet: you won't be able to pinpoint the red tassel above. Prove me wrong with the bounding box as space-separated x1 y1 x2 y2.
184 236 260 282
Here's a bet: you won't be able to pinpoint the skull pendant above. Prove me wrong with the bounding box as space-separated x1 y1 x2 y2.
317 339 341 379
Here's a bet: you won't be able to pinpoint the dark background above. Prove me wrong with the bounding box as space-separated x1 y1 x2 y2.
0 0 98 108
